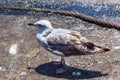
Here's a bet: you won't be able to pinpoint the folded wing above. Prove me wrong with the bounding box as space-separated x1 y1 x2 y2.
46 30 110 56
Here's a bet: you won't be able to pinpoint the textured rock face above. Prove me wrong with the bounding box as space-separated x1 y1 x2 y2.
0 0 120 80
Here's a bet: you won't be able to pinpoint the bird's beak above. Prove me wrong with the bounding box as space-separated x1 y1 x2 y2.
28 23 36 26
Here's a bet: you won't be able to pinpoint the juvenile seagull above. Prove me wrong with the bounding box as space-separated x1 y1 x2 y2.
28 20 110 74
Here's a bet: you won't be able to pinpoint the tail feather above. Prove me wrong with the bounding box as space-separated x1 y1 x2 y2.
96 47 110 53
84 42 110 51
83 41 110 54
103 48 110 52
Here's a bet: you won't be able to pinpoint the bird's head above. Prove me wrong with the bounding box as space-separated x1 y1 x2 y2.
28 20 53 30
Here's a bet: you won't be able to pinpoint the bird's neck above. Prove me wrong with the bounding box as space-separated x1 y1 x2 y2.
37 28 52 38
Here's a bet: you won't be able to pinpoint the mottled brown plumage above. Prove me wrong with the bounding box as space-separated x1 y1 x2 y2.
45 30 110 57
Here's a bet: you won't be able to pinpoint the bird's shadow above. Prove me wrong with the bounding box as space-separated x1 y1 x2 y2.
30 62 108 79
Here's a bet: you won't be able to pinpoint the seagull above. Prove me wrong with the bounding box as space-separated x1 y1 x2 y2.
28 20 110 74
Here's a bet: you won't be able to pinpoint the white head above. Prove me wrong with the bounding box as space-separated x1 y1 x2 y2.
28 20 53 29
28 20 53 37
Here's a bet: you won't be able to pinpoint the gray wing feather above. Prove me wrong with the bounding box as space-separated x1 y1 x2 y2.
46 30 90 56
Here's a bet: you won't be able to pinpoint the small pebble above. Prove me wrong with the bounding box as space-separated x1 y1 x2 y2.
9 44 18 55
0 67 2 70
0 67 6 71
21 71 27 76
114 46 120 50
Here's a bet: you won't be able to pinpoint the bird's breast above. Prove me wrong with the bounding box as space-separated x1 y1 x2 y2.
36 34 48 48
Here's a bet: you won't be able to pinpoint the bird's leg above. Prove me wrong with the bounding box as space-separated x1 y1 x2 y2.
51 57 62 66
55 57 67 74
51 60 62 65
